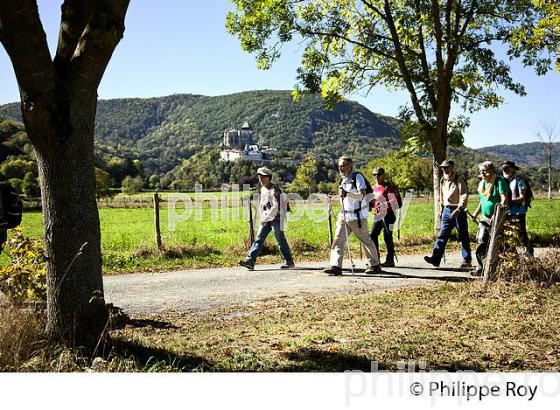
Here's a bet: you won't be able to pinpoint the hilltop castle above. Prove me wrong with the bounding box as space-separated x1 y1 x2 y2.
222 121 254 149
220 121 277 162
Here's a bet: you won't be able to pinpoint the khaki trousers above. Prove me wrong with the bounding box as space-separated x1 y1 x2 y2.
329 213 379 268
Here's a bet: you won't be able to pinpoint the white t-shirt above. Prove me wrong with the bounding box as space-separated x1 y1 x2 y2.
259 185 279 223
340 171 369 221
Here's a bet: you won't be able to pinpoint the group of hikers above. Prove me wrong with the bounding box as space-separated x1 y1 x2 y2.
238 156 533 277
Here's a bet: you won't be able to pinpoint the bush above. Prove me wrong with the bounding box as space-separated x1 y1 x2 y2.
497 249 560 284
0 229 47 305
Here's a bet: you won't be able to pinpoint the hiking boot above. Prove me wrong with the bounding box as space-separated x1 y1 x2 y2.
280 262 295 269
381 259 395 268
324 266 342 276
460 260 473 269
470 267 483 277
366 264 382 274
238 260 255 271
424 256 440 267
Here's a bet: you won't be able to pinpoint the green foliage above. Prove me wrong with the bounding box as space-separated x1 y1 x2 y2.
510 0 560 72
289 156 318 197
364 150 433 193
121 175 145 195
0 229 47 305
1 91 400 175
95 168 115 199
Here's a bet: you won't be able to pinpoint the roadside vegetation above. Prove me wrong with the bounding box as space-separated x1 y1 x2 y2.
3 275 559 371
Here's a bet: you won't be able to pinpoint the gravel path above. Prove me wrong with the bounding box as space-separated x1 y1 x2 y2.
104 252 476 314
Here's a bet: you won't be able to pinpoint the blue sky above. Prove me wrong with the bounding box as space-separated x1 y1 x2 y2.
0 0 558 149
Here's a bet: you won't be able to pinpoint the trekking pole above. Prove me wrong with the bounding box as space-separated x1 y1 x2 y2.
340 196 355 275
327 195 334 247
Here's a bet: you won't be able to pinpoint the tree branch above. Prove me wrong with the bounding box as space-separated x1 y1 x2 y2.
383 0 427 125
65 0 130 92
360 0 386 19
55 0 97 66
0 0 55 99
414 0 438 112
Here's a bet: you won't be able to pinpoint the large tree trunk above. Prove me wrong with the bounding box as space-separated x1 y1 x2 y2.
30 93 107 349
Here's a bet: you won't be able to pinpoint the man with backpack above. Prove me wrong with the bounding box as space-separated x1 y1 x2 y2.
370 167 402 267
502 161 533 257
239 166 295 271
424 159 472 268
324 156 381 276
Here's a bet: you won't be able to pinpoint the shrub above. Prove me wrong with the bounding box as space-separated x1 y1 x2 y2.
497 249 560 284
0 228 47 305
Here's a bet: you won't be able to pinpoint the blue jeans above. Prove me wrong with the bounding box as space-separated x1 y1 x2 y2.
431 207 472 264
247 219 293 264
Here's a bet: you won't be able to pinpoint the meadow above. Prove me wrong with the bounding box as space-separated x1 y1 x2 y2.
6 196 560 274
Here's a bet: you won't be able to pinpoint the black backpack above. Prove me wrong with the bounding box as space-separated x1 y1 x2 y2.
272 184 291 213
347 171 375 211
0 183 23 229
511 175 534 209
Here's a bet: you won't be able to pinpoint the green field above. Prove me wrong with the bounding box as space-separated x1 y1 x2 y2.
4 198 560 274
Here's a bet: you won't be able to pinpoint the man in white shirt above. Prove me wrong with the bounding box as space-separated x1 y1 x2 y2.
239 166 294 270
324 156 381 276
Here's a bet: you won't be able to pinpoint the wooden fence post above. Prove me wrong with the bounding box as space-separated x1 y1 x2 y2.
483 204 508 285
154 191 163 250
247 196 255 247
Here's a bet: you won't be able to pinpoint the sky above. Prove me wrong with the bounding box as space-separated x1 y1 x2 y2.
0 0 558 149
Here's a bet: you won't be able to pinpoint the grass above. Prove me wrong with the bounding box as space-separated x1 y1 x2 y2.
107 281 560 372
2 249 559 372
5 280 558 372
4 197 560 274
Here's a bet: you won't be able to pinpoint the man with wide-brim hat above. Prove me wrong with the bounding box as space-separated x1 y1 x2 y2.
424 159 472 268
239 166 294 270
501 160 532 257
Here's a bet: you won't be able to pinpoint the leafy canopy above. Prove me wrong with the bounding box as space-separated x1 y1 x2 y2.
227 0 551 147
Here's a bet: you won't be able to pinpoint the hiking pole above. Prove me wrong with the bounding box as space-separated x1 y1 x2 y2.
340 195 355 275
327 195 334 248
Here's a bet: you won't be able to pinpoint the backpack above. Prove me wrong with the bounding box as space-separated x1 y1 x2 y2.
272 184 291 213
347 171 375 211
510 175 534 209
384 181 403 209
0 183 23 229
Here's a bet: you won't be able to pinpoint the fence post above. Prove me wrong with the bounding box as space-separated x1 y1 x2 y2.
247 196 255 247
154 191 163 250
483 204 507 285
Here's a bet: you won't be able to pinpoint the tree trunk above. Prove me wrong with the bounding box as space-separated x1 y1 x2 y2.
31 94 107 350
431 131 447 236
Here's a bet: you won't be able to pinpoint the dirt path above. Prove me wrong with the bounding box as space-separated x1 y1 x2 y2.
104 252 477 314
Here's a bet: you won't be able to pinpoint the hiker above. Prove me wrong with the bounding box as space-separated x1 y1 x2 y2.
239 166 294 271
370 167 402 267
424 159 472 268
324 156 381 276
502 161 533 257
469 161 510 275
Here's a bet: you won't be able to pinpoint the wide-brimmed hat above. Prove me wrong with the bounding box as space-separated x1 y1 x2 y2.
372 167 385 176
501 161 520 170
439 159 455 168
256 166 273 177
